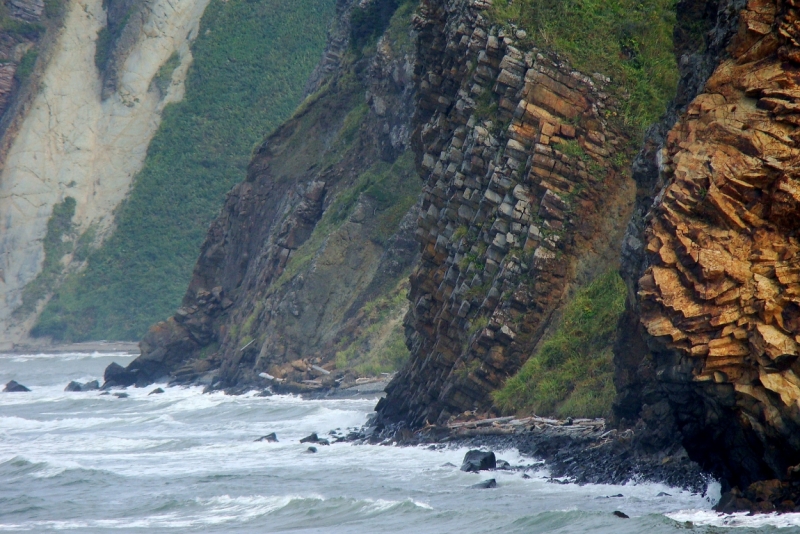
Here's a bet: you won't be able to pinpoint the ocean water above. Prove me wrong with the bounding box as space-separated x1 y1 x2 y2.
1 352 799 533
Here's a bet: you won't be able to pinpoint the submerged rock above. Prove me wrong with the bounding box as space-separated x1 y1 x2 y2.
148 388 165 395
113 392 129 398
255 433 278 442
496 459 511 470
65 380 100 392
470 479 496 489
613 511 629 519
460 450 496 472
305 446 317 453
3 380 30 392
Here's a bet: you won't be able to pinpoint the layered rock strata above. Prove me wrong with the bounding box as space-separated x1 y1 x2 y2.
115 0 422 388
375 0 635 426
615 0 800 492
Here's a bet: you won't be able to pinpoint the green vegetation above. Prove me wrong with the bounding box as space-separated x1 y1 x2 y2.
334 279 411 376
152 51 180 94
350 0 400 50
493 270 626 418
94 3 135 72
34 0 336 341
14 49 37 82
276 151 419 287
490 0 678 137
15 198 75 320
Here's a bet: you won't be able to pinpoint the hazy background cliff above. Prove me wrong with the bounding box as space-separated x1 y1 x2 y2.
0 0 335 349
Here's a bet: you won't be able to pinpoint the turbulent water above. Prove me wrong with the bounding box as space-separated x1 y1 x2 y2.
2 352 800 532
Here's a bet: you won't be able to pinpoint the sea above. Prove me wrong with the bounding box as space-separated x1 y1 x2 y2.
2 350 800 533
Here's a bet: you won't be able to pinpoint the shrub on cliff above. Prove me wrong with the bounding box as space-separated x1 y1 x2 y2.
493 270 626 418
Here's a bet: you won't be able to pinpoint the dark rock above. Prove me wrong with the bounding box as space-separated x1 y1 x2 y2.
3 380 30 392
656 492 671 497
609 494 623 498
496 459 511 470
300 433 319 444
522 473 531 479
255 432 278 442
305 446 318 453
65 381 83 392
471 478 497 489
460 450 496 472
103 362 136 388
83 380 100 390
442 462 457 468
613 511 629 519
148 388 165 395
316 439 330 446
113 392 129 398
99 391 110 396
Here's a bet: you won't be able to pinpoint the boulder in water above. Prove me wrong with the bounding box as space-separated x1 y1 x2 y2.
496 459 511 470
148 388 165 395
113 392 129 398
613 511 629 519
255 432 278 442
83 380 100 391
460 450 496 472
65 381 83 392
471 479 497 489
3 380 30 392
305 446 318 453
103 362 136 388
300 433 319 444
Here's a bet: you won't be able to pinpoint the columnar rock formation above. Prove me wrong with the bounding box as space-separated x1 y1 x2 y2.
616 0 800 490
375 0 635 427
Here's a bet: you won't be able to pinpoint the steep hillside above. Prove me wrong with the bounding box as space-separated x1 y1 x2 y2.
29 0 335 342
108 0 422 388
0 0 211 349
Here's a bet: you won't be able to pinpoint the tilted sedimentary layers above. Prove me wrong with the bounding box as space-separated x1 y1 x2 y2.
114 0 422 389
616 0 800 490
375 0 635 427
0 0 210 348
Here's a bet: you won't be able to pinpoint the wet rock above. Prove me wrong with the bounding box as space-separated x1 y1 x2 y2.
148 388 165 395
460 450 496 472
65 381 83 392
442 462 457 468
496 459 511 470
300 433 320 444
3 380 30 392
103 362 136 388
255 432 278 442
113 392 129 398
656 492 671 497
83 380 100 391
305 446 318 453
613 511 629 519
522 473 531 479
471 478 497 489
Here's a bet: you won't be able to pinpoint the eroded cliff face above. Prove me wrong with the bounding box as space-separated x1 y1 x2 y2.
374 0 636 427
615 0 800 490
0 0 210 348
118 0 422 389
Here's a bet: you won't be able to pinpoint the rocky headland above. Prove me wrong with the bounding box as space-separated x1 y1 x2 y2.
96 0 800 514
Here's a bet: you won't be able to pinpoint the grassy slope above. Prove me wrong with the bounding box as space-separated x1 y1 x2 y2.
493 271 627 418
34 0 335 341
491 0 677 138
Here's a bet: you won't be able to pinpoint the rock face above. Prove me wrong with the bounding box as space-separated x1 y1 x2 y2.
0 0 211 348
116 0 422 389
615 0 800 490
375 0 635 427
3 380 30 392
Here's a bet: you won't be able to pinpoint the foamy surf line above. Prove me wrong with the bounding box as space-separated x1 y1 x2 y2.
667 509 800 528
0 351 136 362
0 494 434 530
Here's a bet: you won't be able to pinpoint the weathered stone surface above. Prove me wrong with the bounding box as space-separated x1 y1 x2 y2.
616 0 800 491
376 0 635 427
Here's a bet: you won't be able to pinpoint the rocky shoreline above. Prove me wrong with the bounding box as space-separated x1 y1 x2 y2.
346 414 713 496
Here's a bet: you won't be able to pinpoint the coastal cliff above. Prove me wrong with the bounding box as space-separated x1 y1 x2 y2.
615 0 800 499
114 0 422 389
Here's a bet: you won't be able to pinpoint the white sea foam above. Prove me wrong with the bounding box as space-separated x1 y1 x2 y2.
0 351 136 363
667 509 800 528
